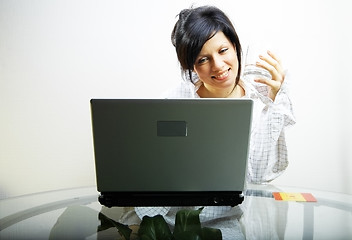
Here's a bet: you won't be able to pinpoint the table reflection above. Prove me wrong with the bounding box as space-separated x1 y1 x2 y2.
48 186 288 240
0 185 351 240
241 187 288 239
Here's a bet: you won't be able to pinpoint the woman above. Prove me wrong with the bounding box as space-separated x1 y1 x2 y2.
135 5 295 235
166 5 295 183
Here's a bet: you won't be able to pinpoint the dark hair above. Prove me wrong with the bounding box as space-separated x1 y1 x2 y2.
171 6 242 84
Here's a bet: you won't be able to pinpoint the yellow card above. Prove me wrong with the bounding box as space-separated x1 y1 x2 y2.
280 193 306 201
273 192 317 202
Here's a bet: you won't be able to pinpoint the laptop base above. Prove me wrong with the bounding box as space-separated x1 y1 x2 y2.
98 191 244 207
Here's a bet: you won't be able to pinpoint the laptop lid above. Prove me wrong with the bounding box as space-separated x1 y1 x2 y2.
90 99 253 207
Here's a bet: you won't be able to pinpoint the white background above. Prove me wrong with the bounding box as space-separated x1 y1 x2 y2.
1 0 351 199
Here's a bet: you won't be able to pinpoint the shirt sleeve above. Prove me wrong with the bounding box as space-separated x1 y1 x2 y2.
244 72 296 183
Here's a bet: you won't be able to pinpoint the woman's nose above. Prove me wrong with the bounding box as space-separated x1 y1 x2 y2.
211 55 225 71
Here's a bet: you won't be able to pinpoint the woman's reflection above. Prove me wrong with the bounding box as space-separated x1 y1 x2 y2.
49 186 288 239
240 186 289 239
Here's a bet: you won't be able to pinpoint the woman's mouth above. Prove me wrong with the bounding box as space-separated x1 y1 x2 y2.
212 69 230 81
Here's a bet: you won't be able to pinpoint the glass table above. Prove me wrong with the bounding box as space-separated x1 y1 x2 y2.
1 184 351 239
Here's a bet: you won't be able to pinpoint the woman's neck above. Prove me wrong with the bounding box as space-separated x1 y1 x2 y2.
197 82 244 98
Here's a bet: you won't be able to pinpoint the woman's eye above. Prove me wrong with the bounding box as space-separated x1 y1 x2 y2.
197 57 208 64
220 48 228 54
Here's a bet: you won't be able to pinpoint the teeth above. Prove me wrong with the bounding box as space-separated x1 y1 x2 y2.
215 70 228 79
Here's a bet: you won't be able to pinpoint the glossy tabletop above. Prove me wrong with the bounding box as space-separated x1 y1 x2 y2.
0 184 351 239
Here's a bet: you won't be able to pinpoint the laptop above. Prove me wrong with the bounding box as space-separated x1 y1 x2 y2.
90 99 253 207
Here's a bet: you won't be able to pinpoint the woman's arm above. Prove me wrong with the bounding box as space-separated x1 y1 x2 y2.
245 74 296 183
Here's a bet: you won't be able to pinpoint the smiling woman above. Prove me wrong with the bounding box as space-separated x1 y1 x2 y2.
171 6 242 89
166 5 295 184
136 5 296 223
194 31 241 98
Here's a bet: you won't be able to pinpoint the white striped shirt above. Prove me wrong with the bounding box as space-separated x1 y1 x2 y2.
162 74 296 183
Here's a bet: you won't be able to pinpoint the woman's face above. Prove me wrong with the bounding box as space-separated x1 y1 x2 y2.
194 31 238 95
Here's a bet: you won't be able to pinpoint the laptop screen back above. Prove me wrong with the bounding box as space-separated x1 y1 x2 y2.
90 99 253 206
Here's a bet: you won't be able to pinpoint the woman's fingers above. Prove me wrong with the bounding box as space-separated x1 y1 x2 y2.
257 50 285 83
253 50 286 101
254 77 280 89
